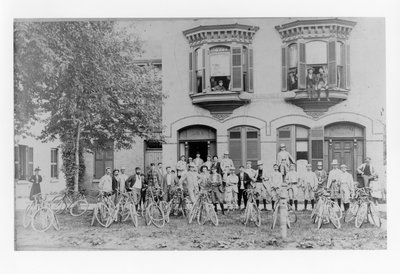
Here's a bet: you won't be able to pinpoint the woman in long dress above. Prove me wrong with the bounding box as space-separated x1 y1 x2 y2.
210 166 225 215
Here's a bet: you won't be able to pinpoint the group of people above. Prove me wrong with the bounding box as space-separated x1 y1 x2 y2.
97 143 380 216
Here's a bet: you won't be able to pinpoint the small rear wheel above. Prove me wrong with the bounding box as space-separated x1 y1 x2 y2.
206 203 218 226
355 203 368 228
70 199 89 216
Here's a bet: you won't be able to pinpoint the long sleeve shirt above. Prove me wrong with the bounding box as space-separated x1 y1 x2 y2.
99 174 113 192
327 168 341 189
302 171 319 190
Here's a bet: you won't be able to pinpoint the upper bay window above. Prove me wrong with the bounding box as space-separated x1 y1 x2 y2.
184 24 259 94
183 24 259 120
276 19 356 93
276 19 356 116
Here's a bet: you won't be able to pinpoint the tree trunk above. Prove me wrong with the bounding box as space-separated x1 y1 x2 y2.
74 121 81 192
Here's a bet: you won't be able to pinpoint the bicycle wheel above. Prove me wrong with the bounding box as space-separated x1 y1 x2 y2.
368 203 381 228
244 203 252 226
197 204 208 225
121 202 131 222
159 201 170 223
328 205 341 229
251 203 261 227
355 203 368 228
206 203 218 226
52 212 61 231
129 204 138 227
70 199 89 217
188 202 200 224
51 196 66 214
344 202 359 223
31 207 53 232
287 204 297 224
317 205 325 229
330 201 342 219
23 203 35 228
95 203 111 227
271 204 279 229
91 207 97 226
148 203 165 228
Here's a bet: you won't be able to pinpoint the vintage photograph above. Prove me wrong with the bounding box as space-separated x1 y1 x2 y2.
14 17 387 250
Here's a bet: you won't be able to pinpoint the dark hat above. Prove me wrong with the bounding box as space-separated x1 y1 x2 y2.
34 167 41 171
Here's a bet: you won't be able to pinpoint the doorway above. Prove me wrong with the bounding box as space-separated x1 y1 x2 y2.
188 141 208 160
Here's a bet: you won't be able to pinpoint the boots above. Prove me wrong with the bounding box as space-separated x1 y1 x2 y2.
220 203 225 215
337 199 342 209
289 199 293 207
294 200 298 211
214 203 218 212
271 200 275 211
304 200 308 211
263 199 267 211
256 200 260 207
311 199 315 209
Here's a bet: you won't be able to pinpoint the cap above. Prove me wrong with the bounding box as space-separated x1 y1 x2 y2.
273 164 279 168
331 159 338 165
280 143 286 148
34 167 41 171
317 161 322 166
340 164 347 169
257 160 263 165
224 151 229 155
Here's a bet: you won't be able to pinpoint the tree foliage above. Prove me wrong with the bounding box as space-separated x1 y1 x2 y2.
14 21 163 189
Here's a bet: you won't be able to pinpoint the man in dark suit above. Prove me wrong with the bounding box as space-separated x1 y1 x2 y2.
161 166 179 201
125 167 144 210
29 167 42 200
237 165 252 210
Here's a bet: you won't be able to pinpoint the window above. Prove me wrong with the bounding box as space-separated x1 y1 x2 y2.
50 148 58 179
277 19 356 93
15 145 33 180
184 24 258 94
277 125 309 162
229 126 260 170
94 142 114 179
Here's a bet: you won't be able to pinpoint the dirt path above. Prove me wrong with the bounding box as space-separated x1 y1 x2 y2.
15 210 387 250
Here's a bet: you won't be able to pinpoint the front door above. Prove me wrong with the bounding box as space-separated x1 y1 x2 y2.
329 140 354 176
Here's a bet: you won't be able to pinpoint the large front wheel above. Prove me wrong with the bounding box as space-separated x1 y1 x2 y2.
95 203 111 227
148 203 165 228
328 205 341 229
31 207 53 232
51 196 66 214
344 202 359 223
206 203 218 226
355 203 368 228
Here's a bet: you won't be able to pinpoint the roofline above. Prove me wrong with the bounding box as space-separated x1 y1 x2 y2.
275 18 357 31
183 23 259 36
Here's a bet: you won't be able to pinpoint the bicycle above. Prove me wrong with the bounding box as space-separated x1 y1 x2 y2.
188 189 218 226
241 188 261 227
270 186 297 229
312 189 341 229
30 194 60 232
105 191 138 228
144 186 167 228
23 193 42 228
91 191 115 227
345 187 381 228
167 187 191 219
51 188 89 217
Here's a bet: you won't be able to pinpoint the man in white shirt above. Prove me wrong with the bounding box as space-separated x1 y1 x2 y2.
338 164 355 213
99 167 113 193
118 167 128 193
327 159 342 208
277 144 295 176
301 163 319 211
245 161 257 186
179 163 201 203
225 167 239 210
162 166 179 201
193 153 204 171
221 151 235 176
125 167 143 210
176 155 187 178
268 164 283 210
285 164 300 211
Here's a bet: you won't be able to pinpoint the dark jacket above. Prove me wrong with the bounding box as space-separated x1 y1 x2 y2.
125 174 144 191
237 172 252 189
112 176 119 192
211 162 223 175
29 174 42 200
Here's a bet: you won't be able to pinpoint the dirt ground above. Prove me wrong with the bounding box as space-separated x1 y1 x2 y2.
15 207 387 250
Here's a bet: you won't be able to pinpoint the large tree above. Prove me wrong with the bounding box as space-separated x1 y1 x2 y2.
14 21 162 191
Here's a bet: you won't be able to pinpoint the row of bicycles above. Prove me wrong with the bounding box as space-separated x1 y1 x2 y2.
22 184 382 232
311 187 382 229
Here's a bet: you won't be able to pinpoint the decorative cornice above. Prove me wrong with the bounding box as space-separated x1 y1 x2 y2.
275 18 357 42
183 23 259 47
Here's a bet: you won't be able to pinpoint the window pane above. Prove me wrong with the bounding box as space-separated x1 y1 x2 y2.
246 131 258 139
306 41 327 64
296 126 309 139
336 42 344 65
95 151 103 160
196 49 202 71
296 141 308 152
210 46 230 76
247 140 258 159
278 130 291 139
105 150 113 160
230 131 241 139
312 140 323 158
288 43 298 68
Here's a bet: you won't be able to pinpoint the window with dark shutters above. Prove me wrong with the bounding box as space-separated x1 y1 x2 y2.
231 46 243 91
94 141 114 179
298 42 306 89
51 148 58 179
328 39 337 87
281 46 287 91
312 140 323 159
